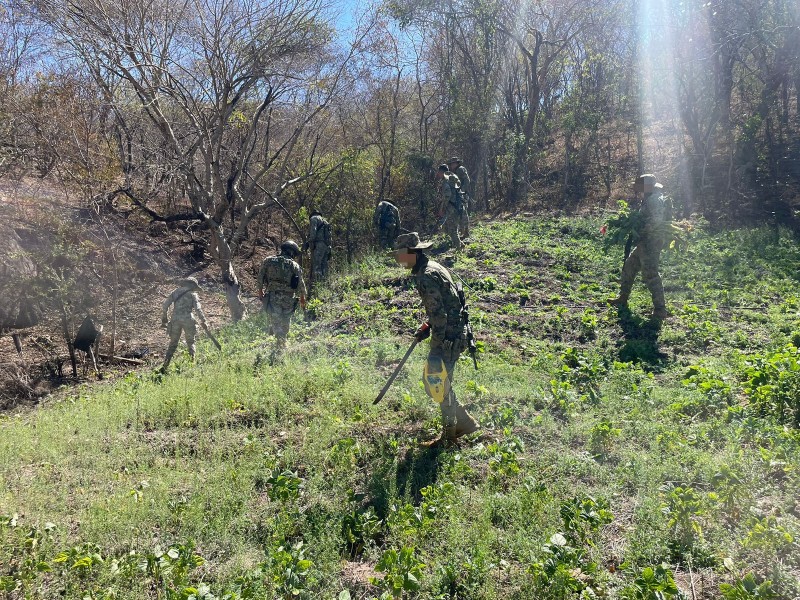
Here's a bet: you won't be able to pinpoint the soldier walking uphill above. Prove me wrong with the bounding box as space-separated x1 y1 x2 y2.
374 200 401 249
304 211 331 281
608 174 670 320
161 277 208 370
394 232 479 446
448 157 471 236
436 164 468 250
258 241 307 356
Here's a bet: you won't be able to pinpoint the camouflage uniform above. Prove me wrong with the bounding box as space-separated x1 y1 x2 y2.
259 249 307 348
395 232 479 442
308 213 331 280
450 159 472 236
374 201 401 249
161 278 208 368
439 171 468 250
614 176 667 317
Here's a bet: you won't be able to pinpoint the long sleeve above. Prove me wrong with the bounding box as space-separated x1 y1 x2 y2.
192 295 207 326
161 291 175 323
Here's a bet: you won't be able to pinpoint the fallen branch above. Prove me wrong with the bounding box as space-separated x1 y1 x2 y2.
98 354 144 365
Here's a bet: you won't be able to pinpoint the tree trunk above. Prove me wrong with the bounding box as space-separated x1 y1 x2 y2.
209 225 246 322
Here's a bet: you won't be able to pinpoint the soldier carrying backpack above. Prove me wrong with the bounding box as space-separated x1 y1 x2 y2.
258 240 307 357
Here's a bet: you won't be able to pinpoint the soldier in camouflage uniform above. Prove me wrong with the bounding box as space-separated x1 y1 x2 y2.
160 276 208 369
374 200 401 249
448 157 471 236
436 164 468 250
394 232 480 445
609 174 670 320
305 211 331 281
258 240 307 353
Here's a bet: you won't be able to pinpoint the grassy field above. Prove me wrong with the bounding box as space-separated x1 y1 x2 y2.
2 215 800 599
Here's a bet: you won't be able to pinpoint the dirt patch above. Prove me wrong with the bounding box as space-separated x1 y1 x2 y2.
0 182 243 408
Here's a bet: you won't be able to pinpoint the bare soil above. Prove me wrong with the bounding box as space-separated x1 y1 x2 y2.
0 178 266 409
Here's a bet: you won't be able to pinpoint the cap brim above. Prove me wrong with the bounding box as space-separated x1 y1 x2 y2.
392 242 433 251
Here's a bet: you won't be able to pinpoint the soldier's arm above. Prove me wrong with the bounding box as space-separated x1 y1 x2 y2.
192 294 208 326
418 274 447 331
296 263 308 299
161 291 175 325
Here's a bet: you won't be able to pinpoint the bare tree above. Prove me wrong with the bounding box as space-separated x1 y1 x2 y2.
29 0 355 321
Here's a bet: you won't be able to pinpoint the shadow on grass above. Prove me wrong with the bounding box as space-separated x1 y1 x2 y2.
367 443 442 518
613 305 669 369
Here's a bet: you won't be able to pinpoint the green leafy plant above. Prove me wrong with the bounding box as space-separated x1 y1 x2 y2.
660 485 706 549
371 547 425 599
266 469 303 502
588 418 621 458
559 495 614 546
262 541 315 599
720 572 777 599
621 563 682 599
529 533 604 599
341 501 382 557
742 344 800 426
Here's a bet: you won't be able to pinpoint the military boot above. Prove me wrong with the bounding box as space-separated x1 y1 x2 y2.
420 426 457 448
607 296 628 308
652 306 671 320
454 404 479 438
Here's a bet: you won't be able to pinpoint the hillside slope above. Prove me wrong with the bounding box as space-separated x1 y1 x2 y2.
2 216 800 599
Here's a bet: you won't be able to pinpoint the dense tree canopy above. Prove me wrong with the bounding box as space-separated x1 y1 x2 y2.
1 0 799 318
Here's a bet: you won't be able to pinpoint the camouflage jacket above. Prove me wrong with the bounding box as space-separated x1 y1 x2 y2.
259 254 307 298
440 173 464 212
309 215 331 249
455 165 472 198
162 287 207 325
412 254 464 342
640 192 666 242
374 201 400 229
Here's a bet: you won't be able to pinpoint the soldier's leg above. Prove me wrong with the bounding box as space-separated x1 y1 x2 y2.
314 246 328 279
610 245 643 306
459 208 469 237
163 323 182 368
184 320 197 359
443 342 479 438
445 209 463 249
641 245 668 317
268 307 291 347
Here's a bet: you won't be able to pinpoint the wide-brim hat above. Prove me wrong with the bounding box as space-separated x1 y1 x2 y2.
448 157 462 165
393 232 433 251
634 173 663 194
177 276 201 291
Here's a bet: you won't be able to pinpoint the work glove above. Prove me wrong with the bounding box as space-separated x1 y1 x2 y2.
414 322 431 341
300 295 307 311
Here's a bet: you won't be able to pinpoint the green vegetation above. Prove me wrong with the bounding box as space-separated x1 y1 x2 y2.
2 217 800 598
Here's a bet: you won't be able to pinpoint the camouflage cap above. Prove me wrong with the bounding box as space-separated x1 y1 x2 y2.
281 240 301 256
393 231 433 251
178 276 201 291
448 157 462 165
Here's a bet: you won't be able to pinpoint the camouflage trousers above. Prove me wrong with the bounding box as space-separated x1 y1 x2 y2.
263 292 298 348
618 241 665 310
378 225 399 249
426 334 467 428
444 206 468 249
311 244 330 280
163 318 197 367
